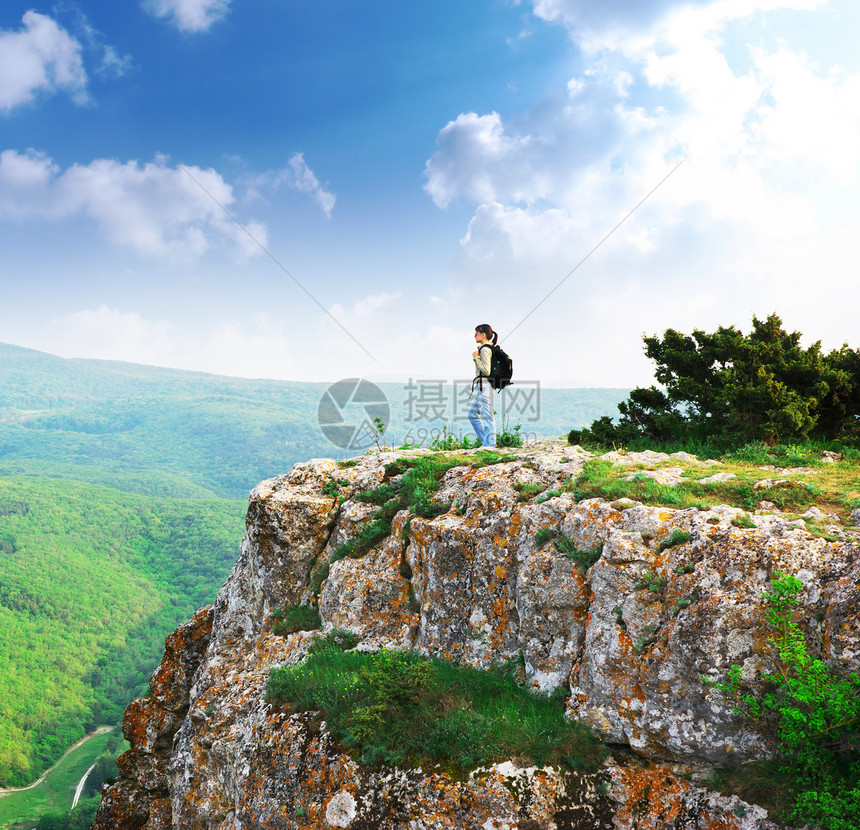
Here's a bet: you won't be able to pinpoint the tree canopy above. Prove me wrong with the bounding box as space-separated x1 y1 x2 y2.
571 314 860 447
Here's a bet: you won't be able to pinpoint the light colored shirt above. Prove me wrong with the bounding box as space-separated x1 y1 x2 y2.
473 342 492 381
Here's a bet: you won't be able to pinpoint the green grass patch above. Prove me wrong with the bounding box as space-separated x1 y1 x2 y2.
535 488 562 504
514 481 545 502
471 450 517 468
534 527 556 546
428 430 481 451
319 454 467 581
309 563 329 594
555 535 603 573
272 605 322 636
307 629 361 655
354 484 397 505
634 571 668 592
567 450 859 520
267 648 604 775
533 528 602 573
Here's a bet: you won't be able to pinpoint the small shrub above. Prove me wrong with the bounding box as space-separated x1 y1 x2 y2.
272 604 322 635
497 424 524 448
429 429 480 451
671 596 694 616
705 573 860 829
635 571 668 592
321 480 340 497
633 623 659 653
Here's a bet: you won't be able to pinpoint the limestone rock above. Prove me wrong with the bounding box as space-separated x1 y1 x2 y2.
94 441 857 830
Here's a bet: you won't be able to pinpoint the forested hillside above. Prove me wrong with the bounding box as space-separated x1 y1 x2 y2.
0 477 244 786
0 342 628 499
0 343 336 499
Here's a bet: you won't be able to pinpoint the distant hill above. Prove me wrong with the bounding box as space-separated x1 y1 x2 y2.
0 342 340 499
0 343 628 498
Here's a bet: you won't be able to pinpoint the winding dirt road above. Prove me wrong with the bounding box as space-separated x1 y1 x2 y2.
0 726 113 797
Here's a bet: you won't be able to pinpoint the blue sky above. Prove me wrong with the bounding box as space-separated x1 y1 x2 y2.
1 0 858 386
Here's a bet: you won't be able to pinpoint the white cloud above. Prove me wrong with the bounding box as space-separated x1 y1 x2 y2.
0 150 267 259
329 291 403 323
70 11 134 80
142 0 230 32
96 45 133 79
0 12 87 112
247 154 337 217
425 112 544 209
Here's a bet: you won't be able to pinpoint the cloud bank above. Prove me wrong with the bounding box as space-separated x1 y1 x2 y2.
46 306 294 379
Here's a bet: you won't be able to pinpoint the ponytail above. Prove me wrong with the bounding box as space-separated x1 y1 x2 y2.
475 323 497 345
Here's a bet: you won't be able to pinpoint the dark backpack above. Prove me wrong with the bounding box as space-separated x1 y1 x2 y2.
479 343 513 390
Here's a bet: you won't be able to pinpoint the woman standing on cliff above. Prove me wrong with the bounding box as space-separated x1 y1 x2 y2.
469 324 496 447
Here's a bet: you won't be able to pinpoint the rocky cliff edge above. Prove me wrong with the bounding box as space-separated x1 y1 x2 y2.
94 441 859 830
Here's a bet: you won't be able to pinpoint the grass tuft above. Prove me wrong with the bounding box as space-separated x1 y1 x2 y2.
657 528 691 552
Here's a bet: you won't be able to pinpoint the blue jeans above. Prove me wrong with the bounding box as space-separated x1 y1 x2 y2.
468 382 496 447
